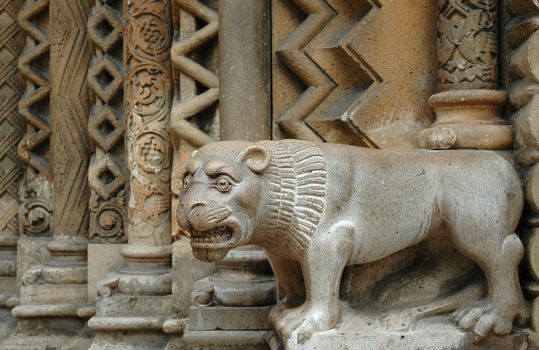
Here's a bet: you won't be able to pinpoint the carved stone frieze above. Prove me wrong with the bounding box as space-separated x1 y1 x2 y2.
87 1 173 347
87 0 128 243
170 0 219 151
438 0 497 90
17 0 52 237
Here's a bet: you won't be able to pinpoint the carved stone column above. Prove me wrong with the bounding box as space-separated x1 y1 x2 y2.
183 1 276 349
6 0 94 348
419 0 512 150
0 0 25 311
88 0 174 348
13 0 93 319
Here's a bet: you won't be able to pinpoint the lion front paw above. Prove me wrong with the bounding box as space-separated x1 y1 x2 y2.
452 300 528 343
275 303 341 344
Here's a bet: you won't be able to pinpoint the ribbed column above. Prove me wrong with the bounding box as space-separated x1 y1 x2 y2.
88 0 174 348
419 0 512 150
183 1 276 348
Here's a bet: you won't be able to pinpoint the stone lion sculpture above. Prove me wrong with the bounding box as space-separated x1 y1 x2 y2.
176 139 528 344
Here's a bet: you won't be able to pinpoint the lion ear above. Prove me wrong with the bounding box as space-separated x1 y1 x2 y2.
236 145 271 174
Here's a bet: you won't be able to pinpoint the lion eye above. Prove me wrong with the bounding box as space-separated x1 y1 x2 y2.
216 177 232 192
183 175 191 188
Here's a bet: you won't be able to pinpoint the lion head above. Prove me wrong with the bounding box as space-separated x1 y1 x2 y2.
177 140 327 262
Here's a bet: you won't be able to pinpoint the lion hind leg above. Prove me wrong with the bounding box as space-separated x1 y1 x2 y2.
451 232 529 343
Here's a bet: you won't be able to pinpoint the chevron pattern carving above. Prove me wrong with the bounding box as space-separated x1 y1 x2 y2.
272 0 437 148
170 0 219 151
0 0 24 237
17 0 53 236
170 0 219 237
87 0 127 242
50 0 92 237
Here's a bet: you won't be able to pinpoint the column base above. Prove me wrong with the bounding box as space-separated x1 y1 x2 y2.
13 238 89 319
419 90 512 150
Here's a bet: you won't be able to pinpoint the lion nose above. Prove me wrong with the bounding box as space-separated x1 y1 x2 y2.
188 202 232 231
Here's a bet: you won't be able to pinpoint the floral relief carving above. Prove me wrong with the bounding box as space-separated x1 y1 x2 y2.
125 0 173 246
438 0 497 89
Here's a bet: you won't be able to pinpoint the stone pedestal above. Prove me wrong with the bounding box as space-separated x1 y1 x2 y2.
419 90 512 150
183 248 275 350
285 307 530 350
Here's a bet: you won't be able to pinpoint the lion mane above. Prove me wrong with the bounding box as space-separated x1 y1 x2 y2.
257 140 327 256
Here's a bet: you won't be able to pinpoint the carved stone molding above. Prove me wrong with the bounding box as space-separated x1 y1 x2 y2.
170 0 219 239
17 0 52 237
0 0 24 307
87 0 128 243
272 0 438 148
170 0 219 151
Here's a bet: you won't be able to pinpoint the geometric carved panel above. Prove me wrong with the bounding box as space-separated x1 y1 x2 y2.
272 0 437 149
87 0 127 242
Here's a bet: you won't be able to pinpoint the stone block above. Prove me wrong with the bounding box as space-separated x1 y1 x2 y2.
189 305 272 331
284 311 530 350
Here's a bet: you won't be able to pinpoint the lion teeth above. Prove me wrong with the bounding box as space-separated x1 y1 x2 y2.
191 232 233 244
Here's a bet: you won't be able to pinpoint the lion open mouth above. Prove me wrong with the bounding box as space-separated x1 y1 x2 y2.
190 225 237 262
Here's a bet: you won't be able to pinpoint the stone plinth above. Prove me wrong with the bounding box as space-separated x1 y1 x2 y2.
284 307 530 350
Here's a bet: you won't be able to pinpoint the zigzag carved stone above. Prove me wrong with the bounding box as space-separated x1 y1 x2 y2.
272 0 437 148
